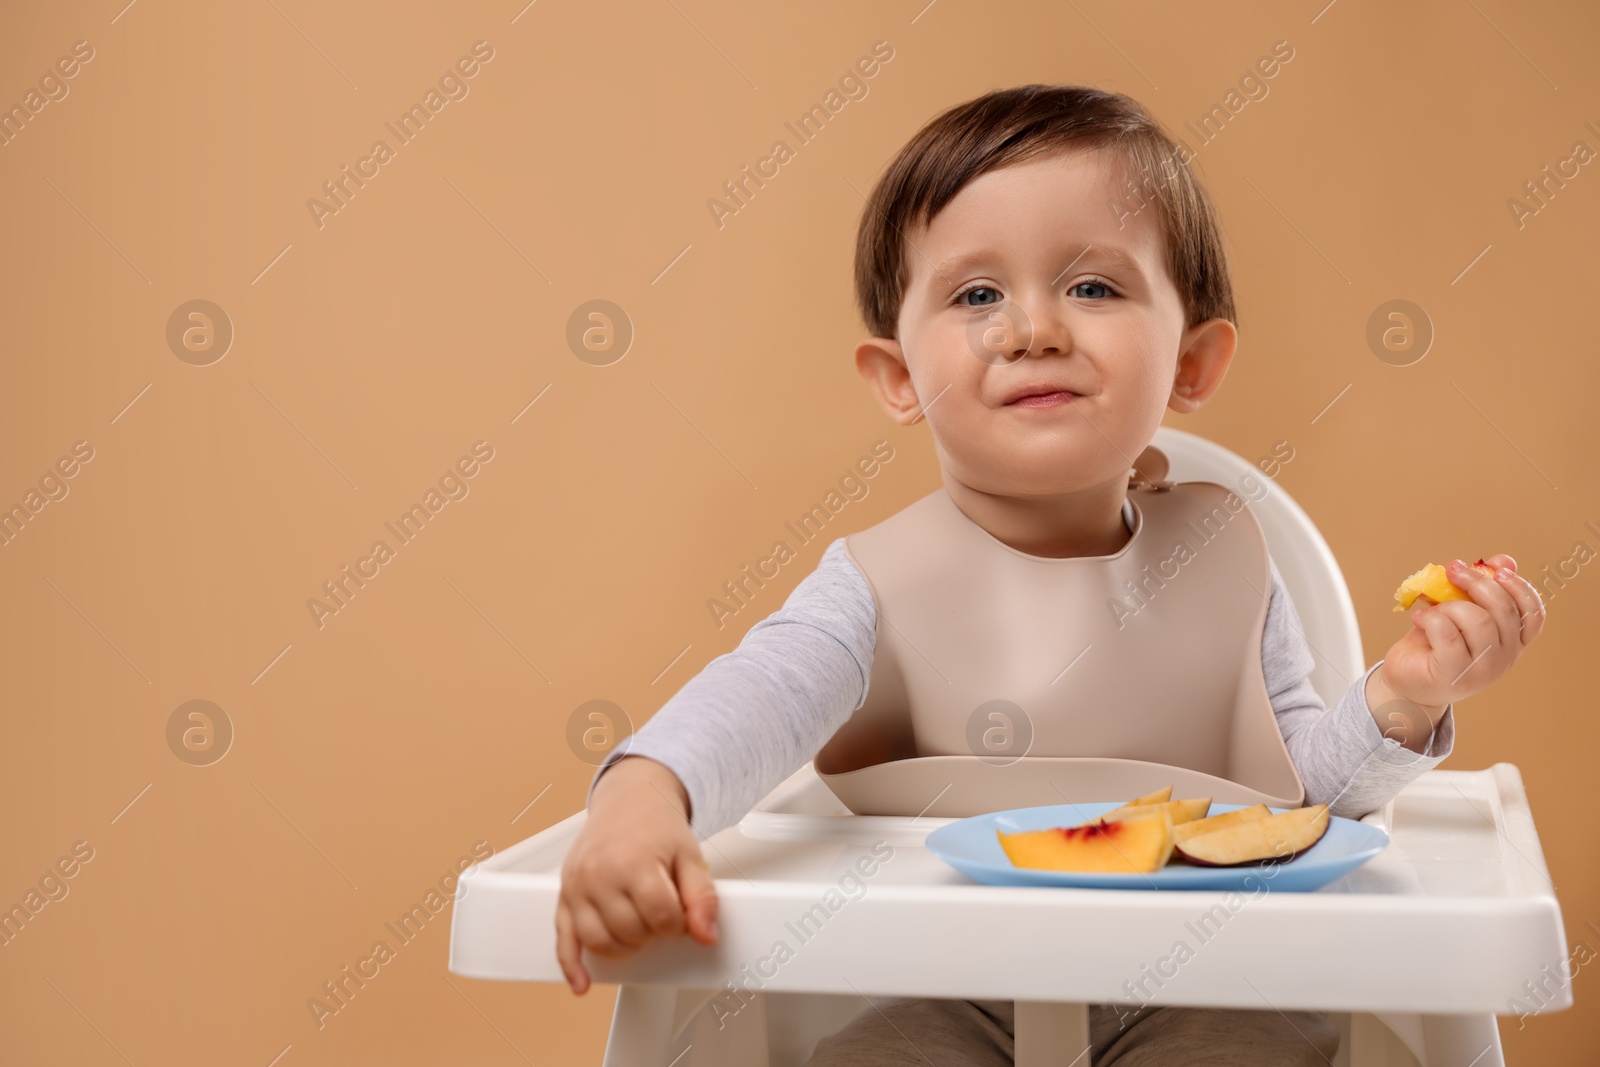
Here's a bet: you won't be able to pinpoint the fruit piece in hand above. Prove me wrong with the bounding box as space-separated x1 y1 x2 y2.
1393 559 1497 612
1173 804 1329 866
997 811 1175 874
1170 803 1271 845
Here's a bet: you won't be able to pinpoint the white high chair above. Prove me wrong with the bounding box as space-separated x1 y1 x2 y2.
449 426 1571 1065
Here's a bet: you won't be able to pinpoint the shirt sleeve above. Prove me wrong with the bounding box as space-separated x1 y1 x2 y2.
584 537 878 840
1262 554 1455 819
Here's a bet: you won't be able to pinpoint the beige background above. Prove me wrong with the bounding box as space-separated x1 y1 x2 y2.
0 0 1594 1062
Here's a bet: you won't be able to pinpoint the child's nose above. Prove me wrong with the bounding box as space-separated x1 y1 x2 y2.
968 296 1074 365
968 302 1035 365
1014 297 1072 358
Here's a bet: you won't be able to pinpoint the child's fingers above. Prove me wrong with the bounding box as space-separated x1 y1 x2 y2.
1426 600 1498 679
1482 553 1517 574
674 846 720 946
1497 570 1547 645
1411 602 1470 677
1450 560 1521 653
573 897 642 959
1471 554 1546 645
623 864 689 941
589 888 655 951
555 900 590 995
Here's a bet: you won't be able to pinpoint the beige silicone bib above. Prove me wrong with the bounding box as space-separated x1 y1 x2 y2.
814 446 1307 817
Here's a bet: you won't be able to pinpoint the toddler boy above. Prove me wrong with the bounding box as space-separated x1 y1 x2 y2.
558 84 1545 1064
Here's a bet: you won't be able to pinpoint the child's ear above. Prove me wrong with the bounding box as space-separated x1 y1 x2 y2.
855 337 924 426
1169 317 1238 414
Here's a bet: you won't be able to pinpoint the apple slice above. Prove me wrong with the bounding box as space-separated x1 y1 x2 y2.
1171 803 1271 845
1097 797 1211 826
1173 804 1330 867
997 811 1175 874
1126 785 1173 806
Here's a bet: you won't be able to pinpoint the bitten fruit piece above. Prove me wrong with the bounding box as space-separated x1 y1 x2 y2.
1173 804 1330 867
1393 559 1497 612
1170 803 1271 845
997 811 1175 874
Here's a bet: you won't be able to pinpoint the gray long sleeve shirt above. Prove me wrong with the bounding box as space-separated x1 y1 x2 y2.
588 506 1455 841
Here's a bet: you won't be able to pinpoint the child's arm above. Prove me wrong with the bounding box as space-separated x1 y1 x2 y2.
557 538 877 994
584 536 877 840
1264 554 1544 819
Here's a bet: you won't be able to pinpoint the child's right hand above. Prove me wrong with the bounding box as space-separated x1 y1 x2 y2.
556 755 720 995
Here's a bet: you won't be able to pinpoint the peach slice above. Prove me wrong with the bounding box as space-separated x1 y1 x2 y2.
1125 786 1173 806
1393 559 1497 612
1173 804 1330 867
1095 797 1211 827
1170 803 1271 845
997 811 1175 874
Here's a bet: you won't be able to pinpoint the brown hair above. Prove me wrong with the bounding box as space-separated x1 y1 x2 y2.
853 84 1235 339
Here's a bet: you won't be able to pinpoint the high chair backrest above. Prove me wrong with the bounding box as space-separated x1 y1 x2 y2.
1150 425 1365 707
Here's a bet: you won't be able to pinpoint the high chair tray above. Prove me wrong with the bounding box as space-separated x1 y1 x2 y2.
448 761 1570 1016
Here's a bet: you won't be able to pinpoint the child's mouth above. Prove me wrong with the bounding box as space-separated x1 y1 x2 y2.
1006 391 1076 408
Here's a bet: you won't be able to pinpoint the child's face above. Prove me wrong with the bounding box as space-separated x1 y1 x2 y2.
859 146 1234 500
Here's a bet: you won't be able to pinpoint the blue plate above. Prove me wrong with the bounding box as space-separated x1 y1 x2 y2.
924 802 1388 891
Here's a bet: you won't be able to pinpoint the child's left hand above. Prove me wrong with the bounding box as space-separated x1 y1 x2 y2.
1378 554 1546 709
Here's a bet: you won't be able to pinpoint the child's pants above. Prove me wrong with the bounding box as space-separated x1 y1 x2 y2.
802 996 1340 1065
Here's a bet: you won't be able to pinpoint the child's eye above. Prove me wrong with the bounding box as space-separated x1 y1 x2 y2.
954 279 1117 306
953 284 1001 307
